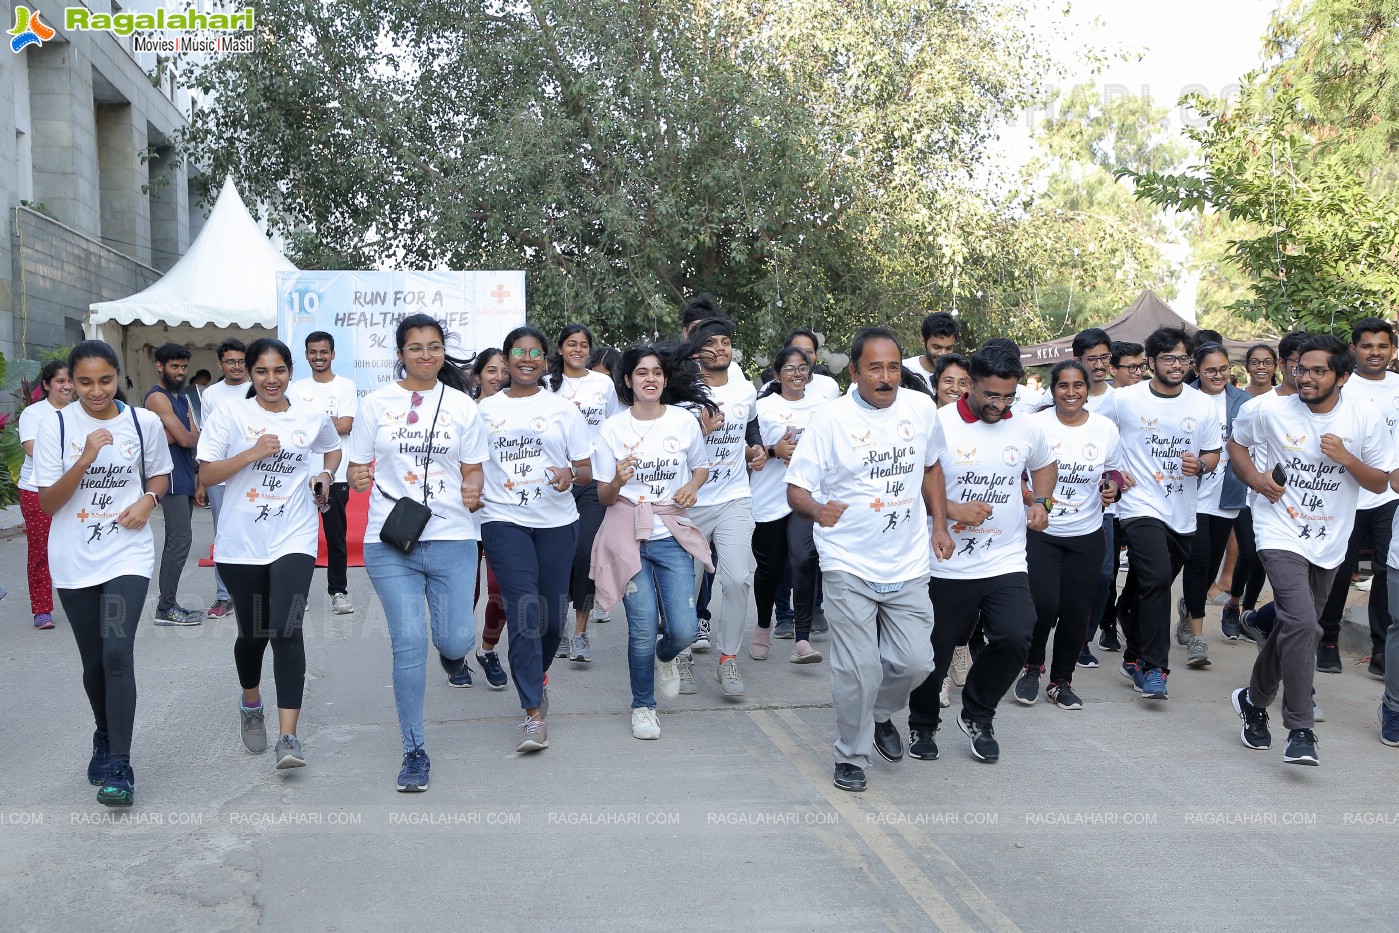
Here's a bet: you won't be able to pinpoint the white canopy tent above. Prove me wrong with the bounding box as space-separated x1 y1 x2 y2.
86 176 296 396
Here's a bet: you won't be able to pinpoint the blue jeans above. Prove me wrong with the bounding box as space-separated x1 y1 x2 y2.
623 536 699 709
481 521 577 712
364 540 478 752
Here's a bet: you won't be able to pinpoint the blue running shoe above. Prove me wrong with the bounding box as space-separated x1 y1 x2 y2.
1142 668 1168 700
96 759 135 807
88 730 110 786
396 748 430 792
1120 660 1145 694
1380 705 1399 747
476 651 508 689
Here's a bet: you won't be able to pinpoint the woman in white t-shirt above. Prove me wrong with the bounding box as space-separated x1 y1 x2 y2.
34 341 173 808
348 314 489 793
18 359 73 629
1021 360 1125 710
478 326 593 753
592 345 713 741
547 323 622 660
196 338 341 772
750 346 826 663
468 349 510 689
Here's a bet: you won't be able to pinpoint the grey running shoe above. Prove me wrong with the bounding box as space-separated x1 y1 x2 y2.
331 592 353 615
773 620 795 639
811 607 829 635
240 701 267 754
555 635 571 658
155 605 204 626
590 605 611 623
677 654 697 695
1175 596 1191 646
1187 635 1211 668
570 633 592 662
716 658 746 697
516 715 548 753
274 733 305 769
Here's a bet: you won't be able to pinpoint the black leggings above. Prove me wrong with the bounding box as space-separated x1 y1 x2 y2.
752 513 820 640
1183 513 1235 618
569 481 605 612
1230 507 1267 610
1026 529 1105 683
218 554 315 710
57 575 149 760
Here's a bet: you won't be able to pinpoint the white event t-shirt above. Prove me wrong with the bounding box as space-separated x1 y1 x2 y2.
348 383 490 544
33 403 174 589
930 402 1055 579
786 389 939 585
1197 390 1238 519
1112 382 1223 534
1233 392 1394 569
17 399 60 492
750 390 826 522
1339 372 1399 510
199 379 252 488
196 396 342 563
552 370 622 436
289 375 358 483
477 389 593 528
903 357 937 394
1030 408 1123 538
693 377 758 507
593 405 709 539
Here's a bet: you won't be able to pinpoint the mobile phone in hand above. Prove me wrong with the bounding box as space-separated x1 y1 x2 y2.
1271 464 1286 486
314 481 324 497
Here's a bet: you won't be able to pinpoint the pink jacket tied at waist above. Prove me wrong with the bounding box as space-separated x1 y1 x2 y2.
589 498 714 612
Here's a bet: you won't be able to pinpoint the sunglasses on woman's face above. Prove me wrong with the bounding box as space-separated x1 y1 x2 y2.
408 391 424 425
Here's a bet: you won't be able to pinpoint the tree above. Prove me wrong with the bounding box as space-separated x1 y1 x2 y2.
179 0 1059 359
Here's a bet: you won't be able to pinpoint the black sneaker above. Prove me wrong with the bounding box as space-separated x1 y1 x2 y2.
957 713 999 762
1098 625 1122 652
96 759 135 807
1221 599 1242 640
1316 642 1342 674
1231 687 1271 749
1368 653 1386 679
476 651 508 689
1283 728 1319 766
873 719 903 762
87 730 110 786
1014 666 1040 705
908 728 939 760
154 605 204 626
1076 644 1099 669
1047 681 1082 710
439 653 472 687
833 762 866 792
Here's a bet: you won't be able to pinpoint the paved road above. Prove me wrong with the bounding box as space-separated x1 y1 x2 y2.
2 510 1396 931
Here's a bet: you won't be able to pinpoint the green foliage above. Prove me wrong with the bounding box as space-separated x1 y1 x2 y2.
0 351 42 507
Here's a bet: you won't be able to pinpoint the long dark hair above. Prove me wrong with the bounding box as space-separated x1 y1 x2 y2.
1040 359 1092 413
757 346 809 400
549 323 594 392
393 313 471 394
243 337 295 399
38 360 69 399
615 343 718 415
470 348 505 400
1246 343 1278 386
588 345 620 376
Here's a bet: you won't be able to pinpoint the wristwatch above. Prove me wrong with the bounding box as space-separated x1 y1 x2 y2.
1033 496 1055 511
766 445 778 459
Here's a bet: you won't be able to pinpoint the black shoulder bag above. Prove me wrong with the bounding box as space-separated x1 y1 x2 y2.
375 387 445 553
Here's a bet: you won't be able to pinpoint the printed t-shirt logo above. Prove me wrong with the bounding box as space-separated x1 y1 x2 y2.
662 436 681 454
1082 443 1099 461
291 429 309 448
1283 433 1306 450
897 419 915 441
729 403 749 422
1180 417 1198 434
1138 417 1158 431
1002 446 1020 466
244 425 268 440
119 439 140 462
955 448 977 466
529 417 548 434
849 430 873 452
488 418 507 433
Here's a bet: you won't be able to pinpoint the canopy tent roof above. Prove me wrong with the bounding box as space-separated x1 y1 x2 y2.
87 176 295 332
1017 290 1257 366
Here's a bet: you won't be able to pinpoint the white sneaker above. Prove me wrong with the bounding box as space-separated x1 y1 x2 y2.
631 706 661 740
951 645 972 686
590 605 612 623
655 656 681 701
1355 576 1374 593
331 592 353 615
939 676 951 708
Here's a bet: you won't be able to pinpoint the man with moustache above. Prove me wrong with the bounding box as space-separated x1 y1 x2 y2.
1228 335 1395 765
146 342 205 626
905 342 1057 763
1111 326 1222 700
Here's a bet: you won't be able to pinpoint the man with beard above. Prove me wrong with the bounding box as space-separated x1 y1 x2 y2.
146 342 205 626
903 312 961 394
905 342 1057 763
1111 327 1222 699
1228 335 1395 765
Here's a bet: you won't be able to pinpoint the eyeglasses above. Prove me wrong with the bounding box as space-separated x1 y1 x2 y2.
1155 354 1191 366
407 391 425 425
1200 366 1231 378
1292 365 1333 379
780 365 810 375
1115 363 1145 373
978 391 1018 404
510 347 544 359
221 358 246 368
1246 358 1275 369
404 343 445 357
1080 353 1111 365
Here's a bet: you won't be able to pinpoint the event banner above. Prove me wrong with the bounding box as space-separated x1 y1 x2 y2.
276 271 527 397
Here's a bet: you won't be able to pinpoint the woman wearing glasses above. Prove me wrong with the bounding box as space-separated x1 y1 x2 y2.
477 327 593 752
348 314 488 792
1243 344 1278 398
1177 343 1250 669
749 346 826 663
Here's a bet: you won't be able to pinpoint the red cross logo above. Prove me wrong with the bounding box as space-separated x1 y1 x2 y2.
869 498 886 513
245 488 260 503
76 508 90 522
504 479 515 491
491 284 511 304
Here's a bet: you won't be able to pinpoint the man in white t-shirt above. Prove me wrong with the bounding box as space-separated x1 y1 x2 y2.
902 311 960 394
290 331 359 615
1111 327 1222 701
196 338 249 618
786 326 939 793
1228 335 1396 766
683 317 764 698
1312 318 1399 676
908 343 1057 763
